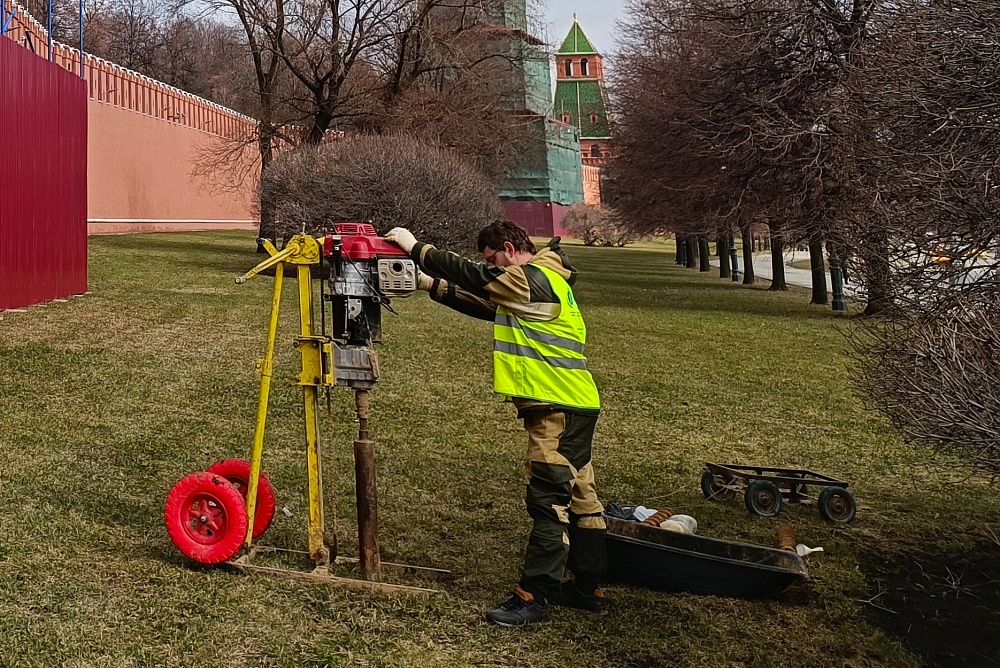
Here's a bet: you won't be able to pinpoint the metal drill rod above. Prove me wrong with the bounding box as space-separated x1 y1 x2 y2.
354 389 381 580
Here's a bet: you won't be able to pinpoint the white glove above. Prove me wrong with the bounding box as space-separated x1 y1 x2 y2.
385 227 417 253
417 270 434 292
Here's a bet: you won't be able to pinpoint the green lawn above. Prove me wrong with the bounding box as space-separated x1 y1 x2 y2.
1 231 997 667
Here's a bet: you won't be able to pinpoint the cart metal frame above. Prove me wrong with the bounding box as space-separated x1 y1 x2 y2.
701 462 856 522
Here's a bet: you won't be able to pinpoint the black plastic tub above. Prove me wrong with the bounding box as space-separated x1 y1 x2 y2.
605 516 808 598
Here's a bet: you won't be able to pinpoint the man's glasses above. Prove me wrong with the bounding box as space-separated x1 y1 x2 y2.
484 248 506 266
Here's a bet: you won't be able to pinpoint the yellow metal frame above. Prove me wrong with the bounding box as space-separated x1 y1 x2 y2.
230 234 448 596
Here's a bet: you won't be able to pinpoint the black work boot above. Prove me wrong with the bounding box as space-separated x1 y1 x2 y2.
550 581 610 615
485 586 551 627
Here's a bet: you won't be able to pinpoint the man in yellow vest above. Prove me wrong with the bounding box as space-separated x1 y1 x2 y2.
386 221 607 626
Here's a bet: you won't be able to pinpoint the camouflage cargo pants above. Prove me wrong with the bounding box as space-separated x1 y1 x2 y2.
518 408 607 600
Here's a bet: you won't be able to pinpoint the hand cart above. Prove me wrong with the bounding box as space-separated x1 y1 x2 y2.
700 462 857 523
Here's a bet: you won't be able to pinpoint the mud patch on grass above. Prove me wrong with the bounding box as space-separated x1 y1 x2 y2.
862 544 1000 666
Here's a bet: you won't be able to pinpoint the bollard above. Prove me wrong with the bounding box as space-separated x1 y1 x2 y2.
729 240 740 282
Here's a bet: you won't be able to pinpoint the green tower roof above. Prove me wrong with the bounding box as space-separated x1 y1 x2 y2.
553 80 612 139
558 17 599 55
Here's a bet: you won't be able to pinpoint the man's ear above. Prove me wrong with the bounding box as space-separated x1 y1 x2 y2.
504 241 517 255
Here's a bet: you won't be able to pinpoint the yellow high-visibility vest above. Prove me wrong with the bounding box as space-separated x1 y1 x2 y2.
493 265 600 410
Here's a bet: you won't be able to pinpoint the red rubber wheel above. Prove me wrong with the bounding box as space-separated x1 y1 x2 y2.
206 458 276 539
164 472 248 564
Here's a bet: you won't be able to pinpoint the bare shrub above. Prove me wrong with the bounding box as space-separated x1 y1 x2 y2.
851 296 1000 475
260 134 504 250
562 204 604 246
599 210 637 247
562 204 636 247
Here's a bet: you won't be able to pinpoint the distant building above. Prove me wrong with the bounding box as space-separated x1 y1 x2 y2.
555 16 613 167
486 1 586 237
554 16 613 206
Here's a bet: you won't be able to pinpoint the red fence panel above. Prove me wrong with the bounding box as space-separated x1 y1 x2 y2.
0 35 88 310
502 201 571 239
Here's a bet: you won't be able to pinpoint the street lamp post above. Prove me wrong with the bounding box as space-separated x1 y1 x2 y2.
729 238 740 282
830 255 848 313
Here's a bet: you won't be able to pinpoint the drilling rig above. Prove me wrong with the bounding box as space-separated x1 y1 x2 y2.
163 224 447 596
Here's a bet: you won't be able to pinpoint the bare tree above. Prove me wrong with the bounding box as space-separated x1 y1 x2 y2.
179 0 543 237
610 0 874 300
846 0 1000 474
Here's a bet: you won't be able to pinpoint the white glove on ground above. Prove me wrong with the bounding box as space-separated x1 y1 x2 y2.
417 270 434 292
385 227 417 253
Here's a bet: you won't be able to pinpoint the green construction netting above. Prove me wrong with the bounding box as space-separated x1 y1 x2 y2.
500 116 584 204
495 1 584 205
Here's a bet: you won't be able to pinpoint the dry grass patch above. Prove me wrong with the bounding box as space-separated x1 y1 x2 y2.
0 232 996 666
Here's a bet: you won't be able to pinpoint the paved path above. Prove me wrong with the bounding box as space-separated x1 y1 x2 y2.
711 252 858 296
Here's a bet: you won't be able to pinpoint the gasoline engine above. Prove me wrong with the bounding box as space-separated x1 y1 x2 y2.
162 223 447 596
322 223 418 387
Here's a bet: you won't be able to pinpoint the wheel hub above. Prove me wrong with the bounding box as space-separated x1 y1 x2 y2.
754 489 777 511
828 495 849 518
184 493 228 544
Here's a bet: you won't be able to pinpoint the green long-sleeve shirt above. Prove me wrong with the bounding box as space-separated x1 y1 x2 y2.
409 237 578 323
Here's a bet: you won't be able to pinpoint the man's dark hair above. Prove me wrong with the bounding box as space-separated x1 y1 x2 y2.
477 220 536 254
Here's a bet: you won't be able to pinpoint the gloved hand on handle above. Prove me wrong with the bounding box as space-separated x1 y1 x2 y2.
385 227 417 253
417 270 434 292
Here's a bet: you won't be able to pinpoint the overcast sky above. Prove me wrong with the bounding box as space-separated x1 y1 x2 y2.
541 0 628 58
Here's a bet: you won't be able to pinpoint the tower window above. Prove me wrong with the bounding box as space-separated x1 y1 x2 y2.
565 59 573 77
580 58 589 76
589 113 599 124
591 144 602 158
562 113 571 124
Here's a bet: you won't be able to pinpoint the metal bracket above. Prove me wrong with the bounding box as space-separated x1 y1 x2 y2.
294 336 331 387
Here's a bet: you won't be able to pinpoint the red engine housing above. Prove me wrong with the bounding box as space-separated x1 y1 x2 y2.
323 223 409 260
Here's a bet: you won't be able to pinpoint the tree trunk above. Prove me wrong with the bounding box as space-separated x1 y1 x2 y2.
808 234 829 304
698 236 711 272
257 128 277 249
769 232 788 291
674 235 685 265
306 101 337 146
863 229 893 316
686 237 698 268
741 226 756 285
718 235 731 279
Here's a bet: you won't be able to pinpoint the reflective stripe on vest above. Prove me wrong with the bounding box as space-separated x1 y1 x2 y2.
492 265 600 410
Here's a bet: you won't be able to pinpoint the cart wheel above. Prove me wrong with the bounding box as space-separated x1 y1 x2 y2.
744 480 783 517
700 471 736 502
818 486 856 523
164 472 249 564
207 459 276 539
